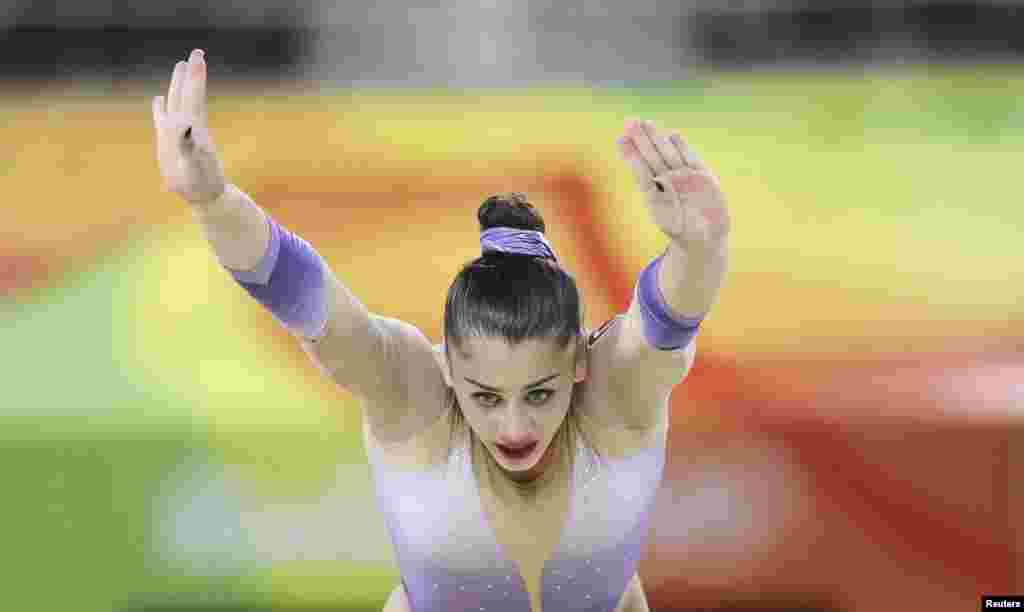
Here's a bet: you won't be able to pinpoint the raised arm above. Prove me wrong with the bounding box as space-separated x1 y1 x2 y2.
297 268 448 444
195 183 445 443
153 49 446 443
587 118 730 430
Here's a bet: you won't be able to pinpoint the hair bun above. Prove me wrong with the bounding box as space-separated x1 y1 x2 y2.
478 192 546 234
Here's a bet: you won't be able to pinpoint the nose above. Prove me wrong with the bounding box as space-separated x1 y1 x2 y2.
496 408 537 447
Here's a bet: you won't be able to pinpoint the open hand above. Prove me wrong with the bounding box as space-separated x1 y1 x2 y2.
617 118 730 250
152 49 227 206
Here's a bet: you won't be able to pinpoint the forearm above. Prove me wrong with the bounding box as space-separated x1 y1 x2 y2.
191 183 331 340
657 239 728 319
191 183 271 272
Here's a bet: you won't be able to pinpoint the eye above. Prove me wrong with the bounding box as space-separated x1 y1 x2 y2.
472 392 501 407
527 389 554 404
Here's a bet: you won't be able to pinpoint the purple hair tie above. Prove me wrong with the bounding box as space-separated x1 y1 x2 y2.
480 227 559 262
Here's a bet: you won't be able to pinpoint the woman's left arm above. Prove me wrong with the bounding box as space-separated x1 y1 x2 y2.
619 117 731 319
592 118 730 429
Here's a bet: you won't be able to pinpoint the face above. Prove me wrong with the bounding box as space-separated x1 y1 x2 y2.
438 335 586 483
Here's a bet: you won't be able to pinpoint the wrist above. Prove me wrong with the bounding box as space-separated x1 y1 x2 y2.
189 183 236 218
671 235 729 262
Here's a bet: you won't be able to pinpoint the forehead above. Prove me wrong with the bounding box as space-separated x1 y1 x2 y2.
451 337 571 376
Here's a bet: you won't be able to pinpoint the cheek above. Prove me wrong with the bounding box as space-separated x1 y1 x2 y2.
541 397 573 434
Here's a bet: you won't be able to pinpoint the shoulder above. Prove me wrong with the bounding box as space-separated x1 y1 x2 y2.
586 311 696 387
613 300 699 388
363 395 456 471
587 316 619 348
579 309 697 430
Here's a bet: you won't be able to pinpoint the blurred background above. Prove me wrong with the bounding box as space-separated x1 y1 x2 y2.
1 1 1021 610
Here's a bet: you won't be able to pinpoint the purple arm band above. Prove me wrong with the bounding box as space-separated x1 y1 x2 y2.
225 215 329 340
635 252 704 351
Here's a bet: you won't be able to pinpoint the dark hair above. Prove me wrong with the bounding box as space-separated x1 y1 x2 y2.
441 192 601 468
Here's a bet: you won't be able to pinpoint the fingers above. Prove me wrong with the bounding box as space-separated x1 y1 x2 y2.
619 136 711 196
183 49 207 123
623 118 708 174
625 119 669 176
673 132 711 174
153 95 167 167
667 133 689 168
640 119 686 171
617 136 655 191
621 118 701 192
167 60 187 114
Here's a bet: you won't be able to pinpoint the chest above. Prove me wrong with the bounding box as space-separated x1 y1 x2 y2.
368 413 665 611
475 463 573 611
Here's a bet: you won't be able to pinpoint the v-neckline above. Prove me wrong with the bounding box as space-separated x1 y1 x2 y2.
465 431 580 600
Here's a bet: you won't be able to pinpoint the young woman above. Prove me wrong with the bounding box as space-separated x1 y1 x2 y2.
153 49 731 612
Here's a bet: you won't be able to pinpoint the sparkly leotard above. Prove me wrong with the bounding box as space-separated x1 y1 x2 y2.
365 400 667 612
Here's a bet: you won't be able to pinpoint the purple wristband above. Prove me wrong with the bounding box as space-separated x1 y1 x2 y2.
226 215 329 340
635 252 704 351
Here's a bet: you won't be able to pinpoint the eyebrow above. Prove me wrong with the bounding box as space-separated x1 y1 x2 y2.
464 373 560 393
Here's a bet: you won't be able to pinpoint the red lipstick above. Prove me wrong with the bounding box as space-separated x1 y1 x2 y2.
495 441 538 463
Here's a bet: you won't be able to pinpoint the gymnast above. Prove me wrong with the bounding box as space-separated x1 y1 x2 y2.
152 49 731 612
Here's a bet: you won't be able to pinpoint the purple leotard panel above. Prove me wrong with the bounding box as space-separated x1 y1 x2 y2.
224 216 329 341
367 421 666 612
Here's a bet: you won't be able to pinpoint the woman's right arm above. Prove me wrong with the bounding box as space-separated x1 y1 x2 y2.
298 261 449 444
155 49 446 442
198 186 445 440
